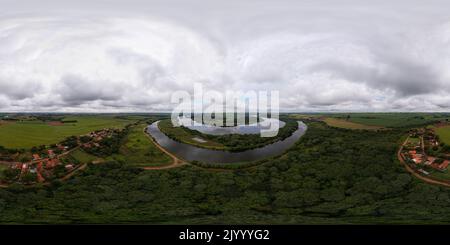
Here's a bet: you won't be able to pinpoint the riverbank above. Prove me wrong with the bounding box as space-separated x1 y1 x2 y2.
147 121 307 165
158 118 299 152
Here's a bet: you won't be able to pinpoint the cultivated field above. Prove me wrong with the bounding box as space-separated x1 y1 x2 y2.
0 115 136 149
323 118 383 130
435 126 450 145
407 137 420 144
68 149 101 163
329 113 450 128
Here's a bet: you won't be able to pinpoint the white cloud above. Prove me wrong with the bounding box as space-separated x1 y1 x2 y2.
0 0 450 112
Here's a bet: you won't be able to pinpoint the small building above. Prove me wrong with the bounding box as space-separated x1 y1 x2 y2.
438 160 450 171
45 158 60 169
36 172 45 183
21 163 28 174
48 150 55 158
424 157 436 165
418 169 430 175
32 154 41 161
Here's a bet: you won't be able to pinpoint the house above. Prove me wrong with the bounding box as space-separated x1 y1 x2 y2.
418 169 430 175
65 164 74 171
424 157 436 165
412 158 422 164
438 160 450 171
45 158 60 169
21 163 28 174
48 150 55 158
36 171 45 183
57 145 67 152
411 153 423 164
35 162 45 182
32 154 41 161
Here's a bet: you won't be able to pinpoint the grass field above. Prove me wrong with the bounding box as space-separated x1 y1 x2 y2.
0 115 136 149
328 113 450 128
435 126 450 145
107 124 172 167
429 170 450 181
323 118 384 130
158 119 225 150
407 137 421 144
0 164 8 171
288 114 323 120
68 149 101 163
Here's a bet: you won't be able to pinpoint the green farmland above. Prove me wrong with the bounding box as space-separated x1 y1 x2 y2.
0 115 136 149
68 149 101 163
435 126 450 145
329 113 450 128
323 118 384 130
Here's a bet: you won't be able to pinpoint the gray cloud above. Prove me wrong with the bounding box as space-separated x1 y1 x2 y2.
0 77 42 100
0 0 450 112
57 74 124 105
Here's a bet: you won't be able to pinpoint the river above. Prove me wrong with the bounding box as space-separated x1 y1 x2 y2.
146 121 307 164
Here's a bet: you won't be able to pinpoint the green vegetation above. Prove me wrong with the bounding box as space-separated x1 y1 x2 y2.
82 128 129 157
68 149 100 163
158 119 225 150
323 118 384 130
0 115 136 149
329 113 450 128
108 124 172 167
435 126 450 145
4 113 450 224
0 164 8 177
2 120 450 224
407 137 420 144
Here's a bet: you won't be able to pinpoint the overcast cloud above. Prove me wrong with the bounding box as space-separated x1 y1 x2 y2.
1 0 450 112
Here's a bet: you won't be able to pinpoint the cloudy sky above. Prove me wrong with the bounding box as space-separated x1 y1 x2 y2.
1 0 450 112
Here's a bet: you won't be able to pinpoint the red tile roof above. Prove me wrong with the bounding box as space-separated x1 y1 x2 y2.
439 160 450 170
45 159 60 169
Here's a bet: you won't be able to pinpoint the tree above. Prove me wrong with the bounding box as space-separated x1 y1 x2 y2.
1 168 20 181
21 172 37 184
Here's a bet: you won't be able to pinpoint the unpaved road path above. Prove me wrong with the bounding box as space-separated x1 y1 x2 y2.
0 126 187 188
141 126 187 170
398 136 450 188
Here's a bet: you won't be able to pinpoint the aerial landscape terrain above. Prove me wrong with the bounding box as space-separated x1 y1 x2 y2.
2 0 450 232
1 112 450 224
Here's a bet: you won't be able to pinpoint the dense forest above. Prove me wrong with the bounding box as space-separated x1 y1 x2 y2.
2 122 450 224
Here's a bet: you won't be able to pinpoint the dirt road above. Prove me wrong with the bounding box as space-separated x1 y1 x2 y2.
141 126 187 170
398 137 450 188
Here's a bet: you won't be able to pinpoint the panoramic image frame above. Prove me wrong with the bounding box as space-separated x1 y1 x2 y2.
1 0 450 243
